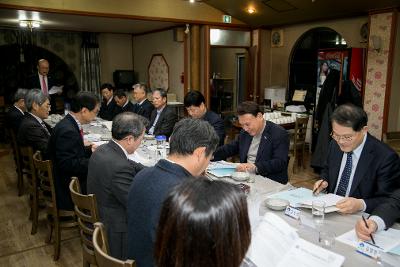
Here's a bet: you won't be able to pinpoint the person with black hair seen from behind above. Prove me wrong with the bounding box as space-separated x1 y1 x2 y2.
127 118 219 267
87 112 146 260
17 89 52 158
132 83 154 121
213 101 289 184
155 178 251 267
6 88 28 133
114 89 135 113
98 83 121 121
184 90 225 146
47 92 100 211
147 88 177 139
313 103 400 214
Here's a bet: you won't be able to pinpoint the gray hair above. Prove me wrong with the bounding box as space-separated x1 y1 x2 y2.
169 118 219 157
13 88 29 103
133 83 148 94
24 89 49 112
152 88 167 99
112 112 146 140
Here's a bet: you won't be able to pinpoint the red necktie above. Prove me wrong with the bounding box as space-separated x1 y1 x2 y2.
80 128 84 139
42 76 48 95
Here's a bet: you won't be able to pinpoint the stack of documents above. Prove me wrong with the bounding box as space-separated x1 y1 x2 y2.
247 213 345 267
207 161 238 177
266 187 344 213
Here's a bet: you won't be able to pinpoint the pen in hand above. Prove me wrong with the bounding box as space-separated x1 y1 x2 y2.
312 180 326 196
362 215 376 245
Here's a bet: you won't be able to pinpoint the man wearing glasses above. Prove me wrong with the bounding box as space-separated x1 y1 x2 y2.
313 104 400 214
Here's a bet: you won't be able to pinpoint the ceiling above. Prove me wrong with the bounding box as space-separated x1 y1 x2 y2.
205 0 400 28
0 0 399 33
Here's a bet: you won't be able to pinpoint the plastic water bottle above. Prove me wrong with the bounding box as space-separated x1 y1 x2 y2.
155 135 167 160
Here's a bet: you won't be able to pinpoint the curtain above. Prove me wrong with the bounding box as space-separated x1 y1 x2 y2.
80 33 101 93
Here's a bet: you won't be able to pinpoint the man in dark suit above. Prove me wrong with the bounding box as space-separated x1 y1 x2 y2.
132 83 153 121
184 90 225 146
313 104 400 214
127 119 219 267
87 112 146 260
26 59 59 114
355 188 400 241
6 89 28 133
114 89 135 113
17 89 52 158
147 88 177 138
98 83 121 121
47 92 100 210
213 101 289 184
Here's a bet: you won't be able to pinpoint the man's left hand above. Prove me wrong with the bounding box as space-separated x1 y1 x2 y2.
336 197 363 214
236 163 256 173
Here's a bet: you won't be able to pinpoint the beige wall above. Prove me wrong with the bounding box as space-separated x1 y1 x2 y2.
98 33 133 86
388 14 400 132
133 29 184 101
261 17 368 89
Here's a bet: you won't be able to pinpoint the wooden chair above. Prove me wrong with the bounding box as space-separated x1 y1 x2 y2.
93 222 136 267
69 177 100 267
20 146 39 234
32 151 78 260
289 116 309 172
5 128 24 195
383 131 400 155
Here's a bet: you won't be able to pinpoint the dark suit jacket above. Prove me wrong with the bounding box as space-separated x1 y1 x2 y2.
203 110 225 146
133 99 154 121
6 105 25 133
320 133 400 213
147 105 177 138
17 113 52 158
213 121 289 184
47 114 92 210
372 188 400 228
121 101 135 113
98 98 121 121
87 141 145 260
127 160 193 267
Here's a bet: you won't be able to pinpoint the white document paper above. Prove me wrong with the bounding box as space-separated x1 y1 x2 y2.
336 229 400 252
102 121 112 131
48 85 63 95
207 160 238 170
247 213 345 267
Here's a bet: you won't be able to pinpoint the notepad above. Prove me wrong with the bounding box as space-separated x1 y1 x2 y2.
207 161 238 177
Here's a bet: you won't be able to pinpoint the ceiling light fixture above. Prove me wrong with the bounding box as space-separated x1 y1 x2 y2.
19 19 41 31
247 7 256 14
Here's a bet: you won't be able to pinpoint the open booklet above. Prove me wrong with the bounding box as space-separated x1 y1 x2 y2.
267 187 344 213
207 160 238 177
247 213 345 267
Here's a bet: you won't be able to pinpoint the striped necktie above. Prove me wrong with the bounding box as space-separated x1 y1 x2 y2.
336 152 353 196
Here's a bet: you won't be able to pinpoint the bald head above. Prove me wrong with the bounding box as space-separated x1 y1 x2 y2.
37 59 49 76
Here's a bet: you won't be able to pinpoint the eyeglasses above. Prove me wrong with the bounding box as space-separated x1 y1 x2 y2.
330 132 355 143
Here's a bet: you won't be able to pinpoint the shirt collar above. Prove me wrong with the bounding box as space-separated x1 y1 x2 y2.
68 112 82 130
123 99 129 108
106 96 113 105
14 105 24 114
29 112 43 124
157 105 165 113
138 99 146 105
111 139 129 158
255 120 267 138
352 132 367 159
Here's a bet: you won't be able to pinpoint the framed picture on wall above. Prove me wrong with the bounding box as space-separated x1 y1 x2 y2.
271 29 284 47
148 54 169 91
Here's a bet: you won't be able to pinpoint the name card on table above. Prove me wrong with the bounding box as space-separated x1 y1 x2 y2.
357 242 383 259
285 206 301 220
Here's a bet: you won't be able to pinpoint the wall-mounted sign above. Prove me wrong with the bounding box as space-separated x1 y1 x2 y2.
223 15 231 23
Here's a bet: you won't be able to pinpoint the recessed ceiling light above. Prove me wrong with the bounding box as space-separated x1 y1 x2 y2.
247 7 256 14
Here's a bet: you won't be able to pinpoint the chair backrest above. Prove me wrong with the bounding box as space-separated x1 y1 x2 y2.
69 177 100 264
93 222 136 267
32 151 58 213
293 116 309 147
20 146 37 190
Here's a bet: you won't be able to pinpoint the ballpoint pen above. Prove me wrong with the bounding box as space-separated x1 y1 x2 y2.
362 215 376 245
312 180 326 196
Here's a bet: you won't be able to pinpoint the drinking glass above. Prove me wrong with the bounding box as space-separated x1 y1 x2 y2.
318 231 335 248
312 200 325 227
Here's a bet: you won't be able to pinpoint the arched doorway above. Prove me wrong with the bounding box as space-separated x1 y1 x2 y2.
288 27 347 110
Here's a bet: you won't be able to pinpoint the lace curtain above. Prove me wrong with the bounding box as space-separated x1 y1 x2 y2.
80 33 101 93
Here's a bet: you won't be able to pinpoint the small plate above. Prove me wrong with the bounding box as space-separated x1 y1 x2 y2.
264 198 290 211
231 172 249 181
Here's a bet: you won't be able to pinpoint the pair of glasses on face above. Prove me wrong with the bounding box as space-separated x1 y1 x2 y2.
330 132 355 143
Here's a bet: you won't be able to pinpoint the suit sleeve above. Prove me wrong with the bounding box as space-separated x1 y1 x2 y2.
255 130 289 179
157 109 177 137
213 135 240 161
211 117 225 146
372 188 400 228
320 141 334 183
54 127 89 177
18 123 49 154
364 151 400 212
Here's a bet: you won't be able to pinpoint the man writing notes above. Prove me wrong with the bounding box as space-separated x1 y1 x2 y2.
127 119 219 267
213 101 289 184
132 83 153 121
114 89 135 113
147 88 177 138
313 104 400 214
48 92 100 210
184 90 225 146
87 112 146 260
355 188 400 241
